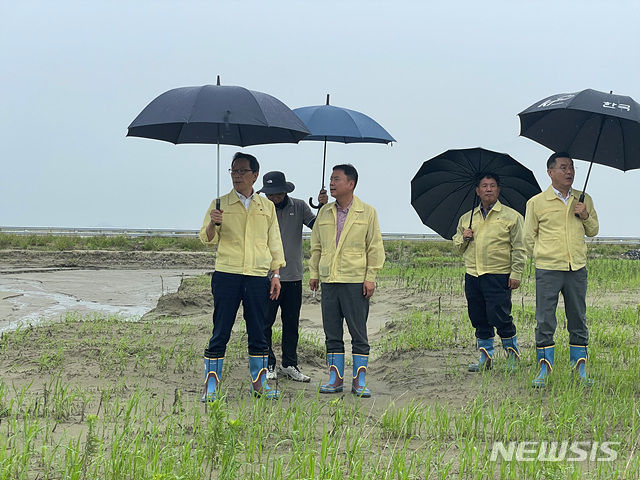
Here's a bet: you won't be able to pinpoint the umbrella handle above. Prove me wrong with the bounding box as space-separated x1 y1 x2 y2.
575 161 592 218
215 198 221 226
309 197 321 210
466 193 478 240
574 192 585 219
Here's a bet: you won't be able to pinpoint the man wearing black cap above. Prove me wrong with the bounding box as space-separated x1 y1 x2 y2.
259 171 328 382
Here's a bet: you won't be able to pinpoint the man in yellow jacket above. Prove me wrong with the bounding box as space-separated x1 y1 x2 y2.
199 152 286 401
453 173 526 373
524 152 599 388
309 164 385 398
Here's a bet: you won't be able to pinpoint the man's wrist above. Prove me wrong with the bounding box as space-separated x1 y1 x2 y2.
272 273 281 279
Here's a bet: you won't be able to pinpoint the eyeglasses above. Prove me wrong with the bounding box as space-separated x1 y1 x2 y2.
552 165 576 172
229 168 253 175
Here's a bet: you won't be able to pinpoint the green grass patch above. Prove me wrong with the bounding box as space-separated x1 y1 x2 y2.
0 233 207 251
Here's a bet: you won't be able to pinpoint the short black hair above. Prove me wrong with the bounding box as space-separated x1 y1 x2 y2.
333 163 358 188
547 152 572 169
232 152 259 172
476 172 500 187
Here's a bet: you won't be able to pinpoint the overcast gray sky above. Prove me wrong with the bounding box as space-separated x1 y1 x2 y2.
2 0 639 236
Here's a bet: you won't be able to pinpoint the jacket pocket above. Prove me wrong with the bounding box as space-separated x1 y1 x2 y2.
319 253 331 277
217 240 243 267
339 248 366 277
250 210 270 240
255 241 271 271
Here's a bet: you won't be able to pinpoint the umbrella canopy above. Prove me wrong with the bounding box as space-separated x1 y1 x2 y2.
127 77 310 203
293 104 395 144
518 89 640 171
128 82 310 146
411 147 541 240
293 94 395 207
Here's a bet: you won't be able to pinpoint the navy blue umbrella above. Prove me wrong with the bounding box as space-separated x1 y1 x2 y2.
128 76 310 206
519 88 640 202
293 94 395 207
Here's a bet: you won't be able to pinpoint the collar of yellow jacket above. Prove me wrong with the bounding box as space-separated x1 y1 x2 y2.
472 199 503 217
543 185 582 202
328 195 365 213
225 189 260 205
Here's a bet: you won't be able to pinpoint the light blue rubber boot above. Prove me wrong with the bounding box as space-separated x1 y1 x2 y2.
501 335 520 372
249 355 280 399
351 354 371 398
570 345 594 386
319 352 344 394
468 338 494 372
532 345 554 388
201 356 223 402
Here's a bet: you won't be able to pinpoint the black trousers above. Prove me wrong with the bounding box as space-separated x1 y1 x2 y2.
465 273 516 340
204 271 270 358
264 280 302 368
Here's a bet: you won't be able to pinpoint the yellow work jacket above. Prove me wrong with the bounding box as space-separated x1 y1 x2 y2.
309 196 385 283
523 186 599 271
199 190 285 276
452 201 526 280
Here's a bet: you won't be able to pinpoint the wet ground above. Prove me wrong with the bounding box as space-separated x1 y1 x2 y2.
0 268 206 333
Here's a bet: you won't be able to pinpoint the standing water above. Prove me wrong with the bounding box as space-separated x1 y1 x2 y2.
0 269 206 333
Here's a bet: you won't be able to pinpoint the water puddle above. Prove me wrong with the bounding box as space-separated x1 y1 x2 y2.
0 269 206 333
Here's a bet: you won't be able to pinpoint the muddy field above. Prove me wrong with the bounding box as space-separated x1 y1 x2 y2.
2 246 640 478
0 248 480 409
2 247 638 410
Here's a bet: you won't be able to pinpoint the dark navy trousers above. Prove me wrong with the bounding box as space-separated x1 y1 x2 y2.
204 271 270 358
465 273 516 340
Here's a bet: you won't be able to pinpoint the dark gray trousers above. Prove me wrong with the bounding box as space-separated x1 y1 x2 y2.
321 283 370 355
535 267 589 347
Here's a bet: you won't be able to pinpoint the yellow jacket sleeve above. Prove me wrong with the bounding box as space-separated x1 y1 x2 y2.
309 206 323 280
523 196 538 257
452 211 471 255
199 198 219 246
266 201 286 271
509 213 526 281
365 208 385 282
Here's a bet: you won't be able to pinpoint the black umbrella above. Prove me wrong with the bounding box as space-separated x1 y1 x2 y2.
518 88 640 201
411 148 541 240
293 94 395 208
127 76 310 210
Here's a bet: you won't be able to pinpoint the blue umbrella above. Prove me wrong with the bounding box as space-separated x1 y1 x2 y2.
128 76 310 211
293 94 395 207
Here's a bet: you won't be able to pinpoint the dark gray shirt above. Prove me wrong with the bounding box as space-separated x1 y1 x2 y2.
273 196 316 281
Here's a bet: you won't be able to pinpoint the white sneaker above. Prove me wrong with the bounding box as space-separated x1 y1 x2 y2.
279 365 311 383
266 365 277 380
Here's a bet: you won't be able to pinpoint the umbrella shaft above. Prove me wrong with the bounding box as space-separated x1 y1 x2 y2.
322 139 327 188
581 161 594 196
